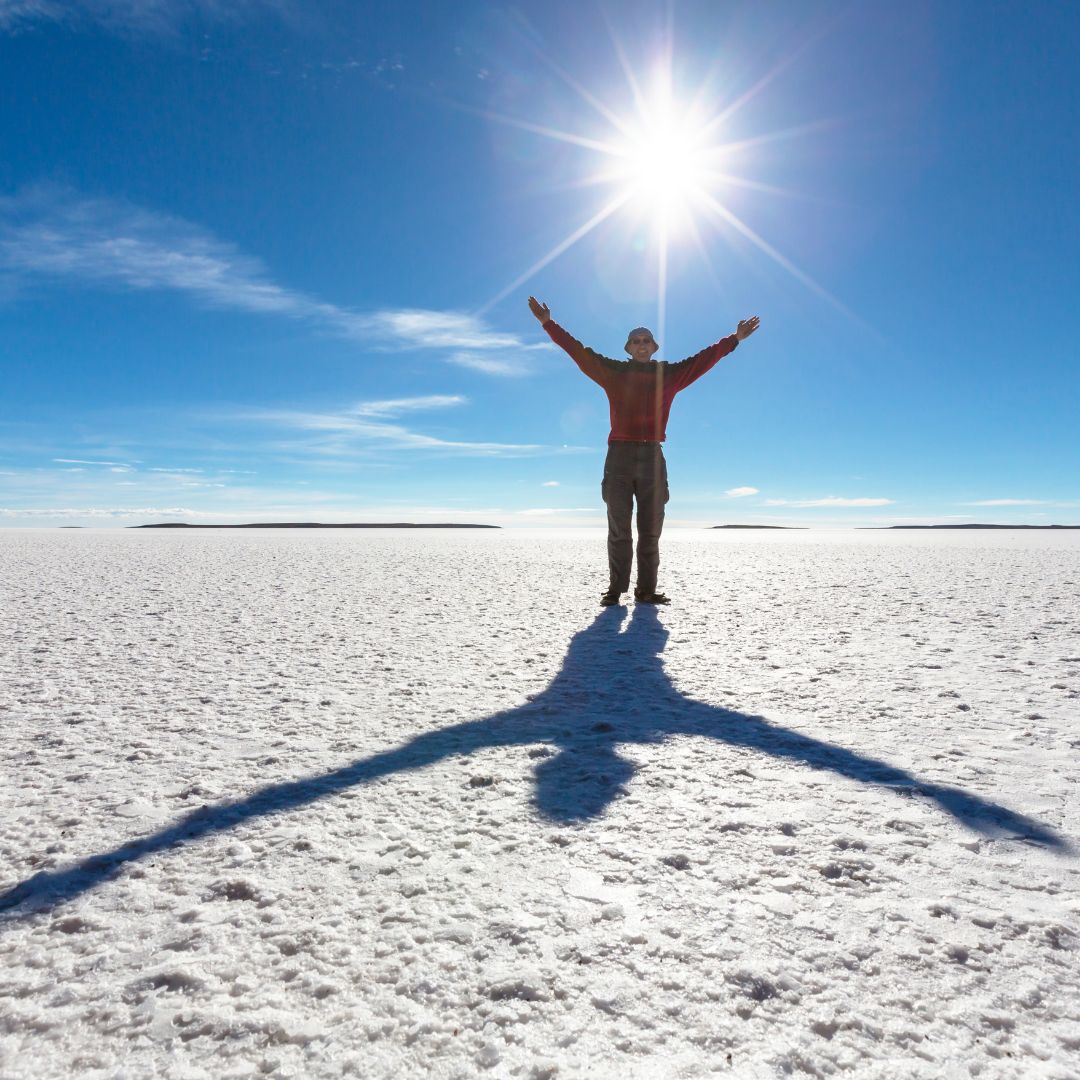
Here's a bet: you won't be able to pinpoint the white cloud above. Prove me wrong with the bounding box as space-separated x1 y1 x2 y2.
0 506 196 517
370 311 521 351
446 351 529 377
965 499 1048 507
0 1 69 29
1 187 347 325
0 0 289 34
234 403 548 458
350 396 467 419
0 188 530 371
724 486 758 498
53 457 131 466
517 507 597 516
148 466 204 473
541 481 560 487
762 496 894 508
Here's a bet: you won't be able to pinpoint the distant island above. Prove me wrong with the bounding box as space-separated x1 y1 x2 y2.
867 524 1080 530
131 522 500 530
711 524 805 530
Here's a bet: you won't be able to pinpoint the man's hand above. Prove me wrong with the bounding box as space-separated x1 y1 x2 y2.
528 296 551 324
736 315 760 341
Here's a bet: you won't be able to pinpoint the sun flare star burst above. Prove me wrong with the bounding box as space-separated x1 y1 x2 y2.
477 38 855 340
605 96 716 233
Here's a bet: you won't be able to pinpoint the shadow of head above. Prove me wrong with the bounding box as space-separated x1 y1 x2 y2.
523 603 674 822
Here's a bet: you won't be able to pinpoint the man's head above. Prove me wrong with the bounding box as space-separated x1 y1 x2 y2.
625 327 659 361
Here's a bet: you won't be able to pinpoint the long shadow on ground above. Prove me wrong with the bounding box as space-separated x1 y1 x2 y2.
1 605 1068 915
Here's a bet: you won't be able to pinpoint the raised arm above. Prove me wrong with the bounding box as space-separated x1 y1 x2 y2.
669 315 761 392
527 296 613 388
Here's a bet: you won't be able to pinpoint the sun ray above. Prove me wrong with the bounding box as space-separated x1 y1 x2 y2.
657 210 669 350
529 52 640 143
685 212 729 303
701 171 825 202
600 8 651 124
446 101 625 157
698 192 863 324
712 117 841 157
508 6 643 142
541 168 634 195
698 21 836 139
476 191 634 316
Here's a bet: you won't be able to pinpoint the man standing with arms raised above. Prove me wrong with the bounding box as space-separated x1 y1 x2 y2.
529 296 760 606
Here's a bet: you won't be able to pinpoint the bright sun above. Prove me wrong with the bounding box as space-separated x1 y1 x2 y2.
475 36 846 340
609 100 715 228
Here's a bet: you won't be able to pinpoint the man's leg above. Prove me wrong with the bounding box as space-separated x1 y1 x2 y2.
634 448 668 598
602 445 634 595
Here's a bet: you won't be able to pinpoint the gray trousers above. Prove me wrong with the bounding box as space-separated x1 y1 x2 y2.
601 441 669 595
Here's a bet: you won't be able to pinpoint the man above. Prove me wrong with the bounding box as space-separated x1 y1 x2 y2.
528 296 760 606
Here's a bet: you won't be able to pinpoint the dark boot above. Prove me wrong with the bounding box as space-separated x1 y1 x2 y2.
634 590 670 605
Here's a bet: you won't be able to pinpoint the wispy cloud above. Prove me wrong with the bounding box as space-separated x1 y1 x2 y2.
724 486 758 498
541 481 560 487
964 499 1049 507
0 1 81 30
517 507 597 516
0 0 289 35
1 187 355 326
53 457 133 466
762 496 894 508
369 311 521 351
446 351 530 378
0 187 532 370
0 506 196 518
350 395 467 418
233 396 552 457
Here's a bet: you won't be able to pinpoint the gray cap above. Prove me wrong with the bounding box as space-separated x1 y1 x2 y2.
624 327 659 355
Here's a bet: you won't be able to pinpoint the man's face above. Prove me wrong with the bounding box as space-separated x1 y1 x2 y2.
628 333 657 362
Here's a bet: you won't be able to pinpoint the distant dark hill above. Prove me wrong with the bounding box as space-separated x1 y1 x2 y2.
711 524 805 530
130 522 500 530
867 524 1080 530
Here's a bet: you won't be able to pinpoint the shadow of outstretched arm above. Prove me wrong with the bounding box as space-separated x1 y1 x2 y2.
0 715 524 914
669 702 1067 848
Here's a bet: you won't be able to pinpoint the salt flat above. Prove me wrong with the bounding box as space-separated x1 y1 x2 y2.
1 528 1078 1079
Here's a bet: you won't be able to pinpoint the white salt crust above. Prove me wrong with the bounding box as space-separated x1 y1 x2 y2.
1 528 1078 1079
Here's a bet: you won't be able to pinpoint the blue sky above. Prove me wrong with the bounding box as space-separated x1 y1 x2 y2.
1 0 1077 528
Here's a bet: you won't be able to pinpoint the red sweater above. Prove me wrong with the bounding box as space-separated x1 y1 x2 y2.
544 320 738 442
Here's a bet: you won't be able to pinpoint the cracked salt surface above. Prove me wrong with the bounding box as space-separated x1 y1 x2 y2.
1 527 1078 1078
